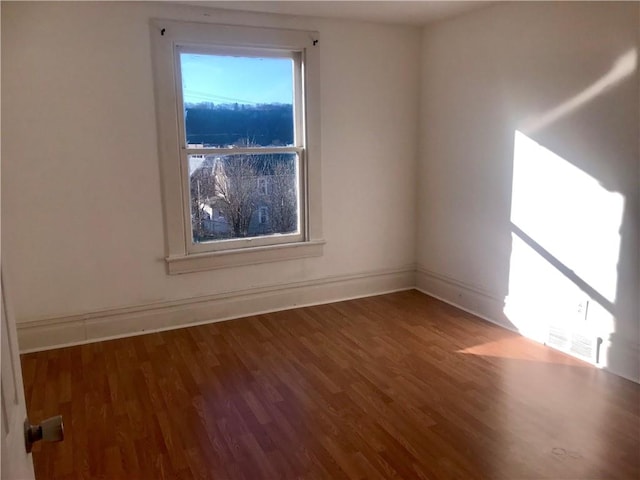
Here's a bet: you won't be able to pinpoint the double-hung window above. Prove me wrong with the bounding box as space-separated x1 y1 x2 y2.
151 20 323 274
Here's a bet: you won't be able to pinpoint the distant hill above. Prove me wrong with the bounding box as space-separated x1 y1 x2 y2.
185 103 294 147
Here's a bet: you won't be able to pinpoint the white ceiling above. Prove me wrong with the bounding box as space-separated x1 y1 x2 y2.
185 1 494 26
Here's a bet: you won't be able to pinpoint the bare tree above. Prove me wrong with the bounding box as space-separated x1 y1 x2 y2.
189 150 298 241
268 160 297 234
212 155 260 237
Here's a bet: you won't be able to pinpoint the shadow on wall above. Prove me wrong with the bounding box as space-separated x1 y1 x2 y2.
502 48 638 381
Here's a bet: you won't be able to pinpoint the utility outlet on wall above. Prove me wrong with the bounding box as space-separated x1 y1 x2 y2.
576 299 590 321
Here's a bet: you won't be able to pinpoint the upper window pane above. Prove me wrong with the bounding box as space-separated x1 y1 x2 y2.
180 53 294 148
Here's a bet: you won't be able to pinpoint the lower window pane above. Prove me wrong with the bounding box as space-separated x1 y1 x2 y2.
189 153 299 244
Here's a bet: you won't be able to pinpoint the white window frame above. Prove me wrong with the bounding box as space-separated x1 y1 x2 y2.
151 20 324 274
177 45 304 254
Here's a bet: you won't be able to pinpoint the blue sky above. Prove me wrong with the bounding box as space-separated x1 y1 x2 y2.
180 53 293 105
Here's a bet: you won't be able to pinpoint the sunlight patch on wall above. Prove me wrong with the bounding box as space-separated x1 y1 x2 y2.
522 49 637 134
504 131 624 366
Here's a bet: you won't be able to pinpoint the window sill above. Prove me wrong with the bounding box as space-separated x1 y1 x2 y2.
165 239 325 274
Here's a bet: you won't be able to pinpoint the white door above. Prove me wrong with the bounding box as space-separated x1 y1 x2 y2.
1 273 36 480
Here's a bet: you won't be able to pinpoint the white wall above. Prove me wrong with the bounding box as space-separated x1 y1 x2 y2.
4 1 638 383
417 2 639 381
1 2 419 329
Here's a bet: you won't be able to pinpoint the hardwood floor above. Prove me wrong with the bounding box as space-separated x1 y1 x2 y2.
22 290 640 479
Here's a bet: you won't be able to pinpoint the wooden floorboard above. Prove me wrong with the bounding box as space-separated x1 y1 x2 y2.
22 290 640 479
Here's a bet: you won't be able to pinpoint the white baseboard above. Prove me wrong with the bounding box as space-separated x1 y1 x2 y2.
18 264 638 385
415 266 514 332
603 336 640 384
18 266 416 353
415 265 640 384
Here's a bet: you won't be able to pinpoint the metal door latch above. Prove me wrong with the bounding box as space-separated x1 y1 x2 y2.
24 415 64 453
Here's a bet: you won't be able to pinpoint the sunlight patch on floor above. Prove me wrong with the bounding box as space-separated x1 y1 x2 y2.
457 336 591 365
